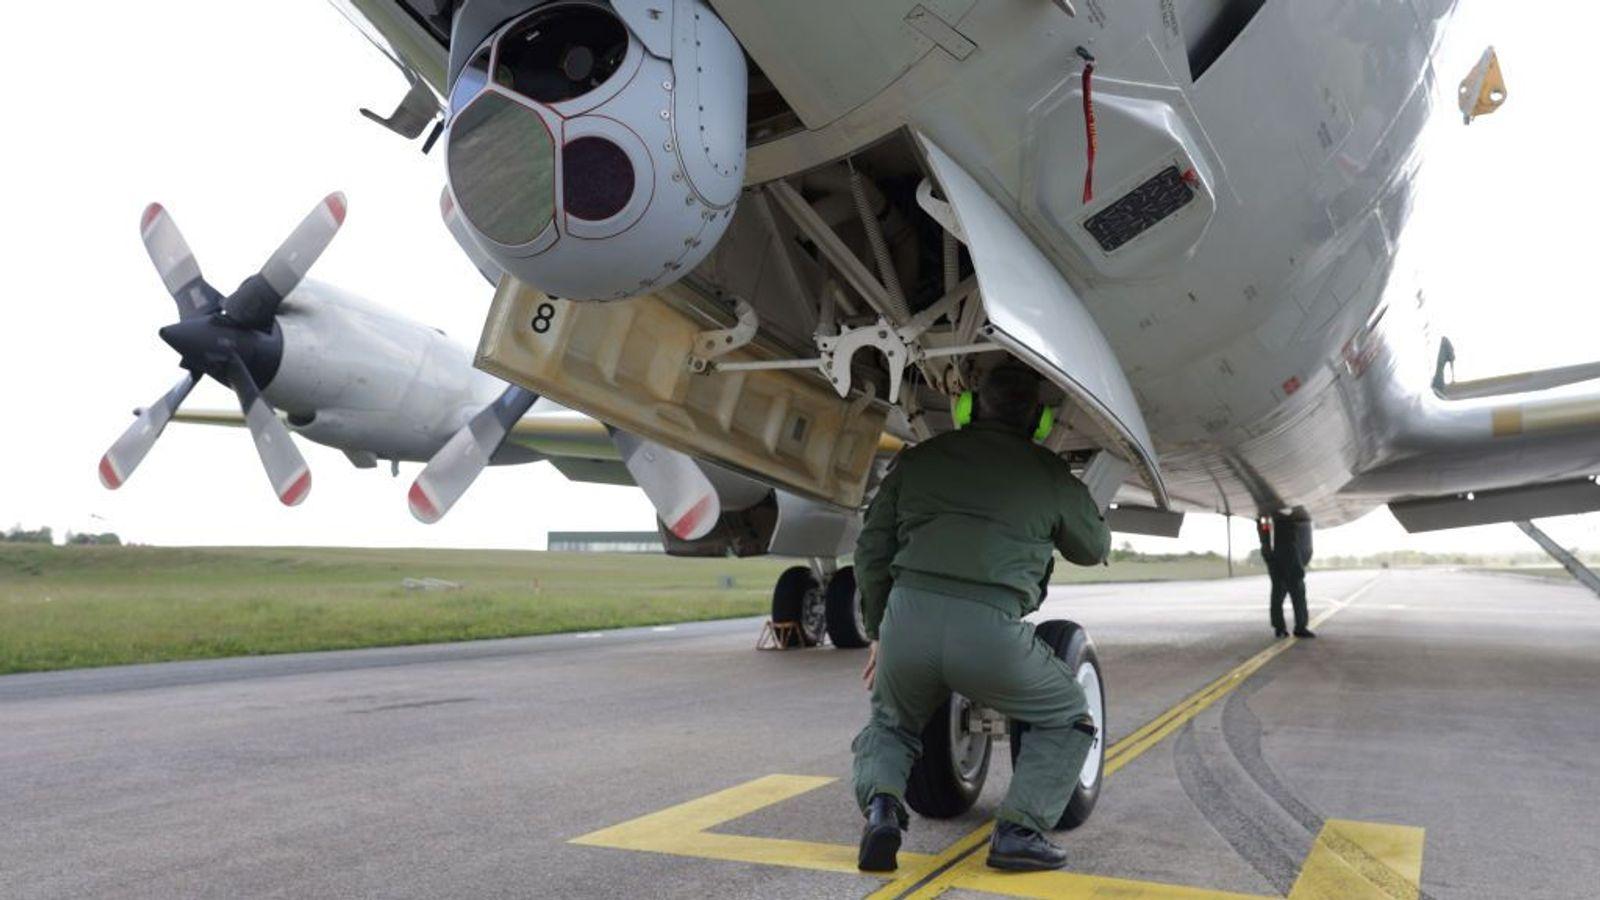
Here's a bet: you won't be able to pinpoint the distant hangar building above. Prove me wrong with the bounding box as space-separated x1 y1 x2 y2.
546 531 665 553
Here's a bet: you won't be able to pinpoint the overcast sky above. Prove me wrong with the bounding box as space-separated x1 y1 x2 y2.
2 2 1596 558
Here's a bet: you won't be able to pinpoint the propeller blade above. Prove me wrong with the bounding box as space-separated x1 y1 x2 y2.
225 192 347 327
606 428 721 541
98 371 200 489
226 355 311 506
409 385 539 523
140 203 221 320
260 191 346 297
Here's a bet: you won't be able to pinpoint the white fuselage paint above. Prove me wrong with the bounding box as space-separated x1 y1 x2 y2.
339 1 1600 532
728 0 1596 524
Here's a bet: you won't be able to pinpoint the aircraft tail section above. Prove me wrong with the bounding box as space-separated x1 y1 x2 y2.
1432 337 1600 400
1343 367 1600 531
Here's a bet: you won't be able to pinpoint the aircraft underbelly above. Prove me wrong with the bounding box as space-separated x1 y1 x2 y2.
388 0 1463 521
898 0 1447 518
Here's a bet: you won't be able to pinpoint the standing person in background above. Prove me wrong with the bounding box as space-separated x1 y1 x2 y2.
1259 511 1315 638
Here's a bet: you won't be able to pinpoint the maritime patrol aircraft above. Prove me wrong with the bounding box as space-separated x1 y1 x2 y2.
321 0 1600 557
103 0 1600 818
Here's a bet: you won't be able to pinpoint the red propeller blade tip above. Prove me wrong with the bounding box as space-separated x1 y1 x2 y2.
279 471 312 507
141 203 163 231
98 456 123 490
324 193 347 225
669 494 716 540
408 481 441 523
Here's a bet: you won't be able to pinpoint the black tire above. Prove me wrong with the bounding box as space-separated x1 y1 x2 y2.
1008 619 1104 830
771 565 825 647
905 693 992 819
824 566 870 649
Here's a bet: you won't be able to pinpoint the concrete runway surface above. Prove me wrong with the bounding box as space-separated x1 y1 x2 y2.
4 569 1599 899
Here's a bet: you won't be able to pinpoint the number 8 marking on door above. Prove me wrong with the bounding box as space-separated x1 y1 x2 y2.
531 302 556 334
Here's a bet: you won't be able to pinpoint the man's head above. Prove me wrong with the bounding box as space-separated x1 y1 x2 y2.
975 361 1043 434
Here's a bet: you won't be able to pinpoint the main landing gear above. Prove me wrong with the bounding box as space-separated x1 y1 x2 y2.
769 562 872 648
905 619 1106 829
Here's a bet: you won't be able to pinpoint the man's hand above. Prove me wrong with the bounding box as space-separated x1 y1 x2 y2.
862 641 879 692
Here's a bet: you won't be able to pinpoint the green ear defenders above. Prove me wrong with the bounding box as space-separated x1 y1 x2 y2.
951 391 975 428
1035 404 1055 442
951 391 1055 442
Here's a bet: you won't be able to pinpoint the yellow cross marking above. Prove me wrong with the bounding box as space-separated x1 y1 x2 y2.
571 774 933 874
1289 820 1424 900
571 579 1426 898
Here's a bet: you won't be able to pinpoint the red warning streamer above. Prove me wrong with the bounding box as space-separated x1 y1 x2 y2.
1081 55 1097 205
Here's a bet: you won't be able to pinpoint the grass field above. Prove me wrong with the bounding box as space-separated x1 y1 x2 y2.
0 544 1248 674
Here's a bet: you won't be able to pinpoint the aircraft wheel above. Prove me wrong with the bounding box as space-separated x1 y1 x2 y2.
905 693 991 818
824 566 870 649
771 566 826 647
1008 619 1104 830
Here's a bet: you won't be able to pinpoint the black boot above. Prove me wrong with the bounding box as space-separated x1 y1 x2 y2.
858 794 907 872
986 820 1068 872
1293 627 1316 638
1274 626 1288 638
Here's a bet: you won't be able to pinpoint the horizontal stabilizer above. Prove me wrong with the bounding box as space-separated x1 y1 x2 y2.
1105 504 1185 537
1389 477 1600 532
1437 360 1600 401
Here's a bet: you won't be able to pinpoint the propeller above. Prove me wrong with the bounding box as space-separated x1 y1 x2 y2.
98 372 198 490
409 386 721 540
605 427 721 541
98 194 346 504
409 384 541 523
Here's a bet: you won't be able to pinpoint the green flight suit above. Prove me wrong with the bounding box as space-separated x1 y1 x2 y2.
850 421 1112 833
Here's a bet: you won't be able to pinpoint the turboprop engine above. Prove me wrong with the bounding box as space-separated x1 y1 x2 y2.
442 0 747 301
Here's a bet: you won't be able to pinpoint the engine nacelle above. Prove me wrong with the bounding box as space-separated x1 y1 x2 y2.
443 0 747 301
266 281 500 461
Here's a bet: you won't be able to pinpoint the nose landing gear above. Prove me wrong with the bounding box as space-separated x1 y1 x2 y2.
904 619 1105 829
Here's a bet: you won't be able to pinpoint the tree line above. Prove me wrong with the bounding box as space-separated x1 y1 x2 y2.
3 525 121 545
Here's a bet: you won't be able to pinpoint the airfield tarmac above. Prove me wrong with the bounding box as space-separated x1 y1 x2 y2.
3 569 1599 899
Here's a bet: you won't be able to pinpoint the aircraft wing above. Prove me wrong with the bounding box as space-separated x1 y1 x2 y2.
501 416 620 461
1338 365 1600 532
169 407 900 490
167 408 635 486
170 409 253 429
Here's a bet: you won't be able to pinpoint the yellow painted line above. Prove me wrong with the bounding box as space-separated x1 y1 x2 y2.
575 576 1387 898
871 576 1382 899
861 822 997 900
1287 819 1424 900
570 774 933 875
906 815 1421 900
916 859 1272 899
1099 579 1371 772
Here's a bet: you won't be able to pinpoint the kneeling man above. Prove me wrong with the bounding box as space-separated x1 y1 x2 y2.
851 361 1111 872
